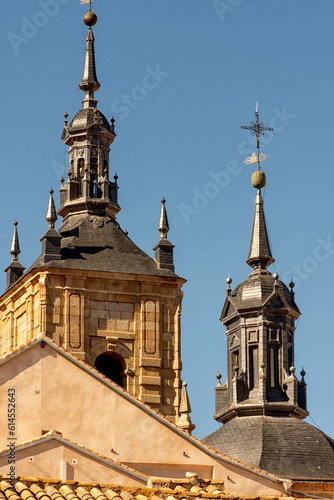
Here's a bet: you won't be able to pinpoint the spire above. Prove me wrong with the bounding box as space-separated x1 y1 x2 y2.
40 189 62 263
5 221 25 291
246 189 274 270
215 106 306 425
46 189 57 229
58 7 119 223
158 197 169 239
79 11 100 109
177 382 195 435
10 220 20 262
153 198 175 272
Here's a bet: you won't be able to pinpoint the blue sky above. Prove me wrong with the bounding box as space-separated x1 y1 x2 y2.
1 0 334 440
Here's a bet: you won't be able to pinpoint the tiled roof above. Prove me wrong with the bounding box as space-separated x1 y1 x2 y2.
69 108 110 132
0 477 299 500
26 215 181 279
0 338 283 484
230 273 299 312
202 416 334 480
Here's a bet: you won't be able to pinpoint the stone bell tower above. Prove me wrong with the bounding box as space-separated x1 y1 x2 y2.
215 187 308 423
0 8 185 422
201 107 334 481
211 105 308 424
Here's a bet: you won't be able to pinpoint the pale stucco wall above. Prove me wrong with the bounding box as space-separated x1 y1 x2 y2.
0 438 146 485
0 342 286 496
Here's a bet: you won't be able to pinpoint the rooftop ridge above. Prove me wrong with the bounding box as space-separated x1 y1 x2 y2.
0 337 282 482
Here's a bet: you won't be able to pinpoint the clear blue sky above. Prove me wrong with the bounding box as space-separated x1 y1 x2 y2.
1 0 334 440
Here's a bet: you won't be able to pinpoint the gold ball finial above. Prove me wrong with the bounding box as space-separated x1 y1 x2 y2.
251 170 266 189
84 11 98 27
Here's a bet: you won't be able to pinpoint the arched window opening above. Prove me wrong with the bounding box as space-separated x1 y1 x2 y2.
90 158 99 198
78 158 84 176
94 352 126 388
231 349 239 376
249 346 259 389
269 346 279 389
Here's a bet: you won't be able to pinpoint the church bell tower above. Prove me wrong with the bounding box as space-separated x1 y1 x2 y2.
214 106 308 423
0 6 185 423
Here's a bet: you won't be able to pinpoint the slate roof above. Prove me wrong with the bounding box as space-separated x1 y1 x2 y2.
69 108 111 133
202 416 334 480
25 215 180 279
0 477 300 500
229 273 299 312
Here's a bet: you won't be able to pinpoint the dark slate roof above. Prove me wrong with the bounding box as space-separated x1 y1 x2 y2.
230 272 299 312
202 416 334 480
69 107 111 132
27 214 181 279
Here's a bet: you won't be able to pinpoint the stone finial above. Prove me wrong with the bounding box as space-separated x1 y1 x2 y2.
10 220 20 262
226 274 232 295
46 188 57 230
153 198 175 272
177 382 195 435
5 221 25 291
40 190 62 263
158 197 169 240
273 269 279 291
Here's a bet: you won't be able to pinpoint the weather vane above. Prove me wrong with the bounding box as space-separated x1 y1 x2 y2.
241 103 273 171
81 0 93 11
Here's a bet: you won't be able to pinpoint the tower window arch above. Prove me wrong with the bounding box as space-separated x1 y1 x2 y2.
94 352 126 388
90 158 99 198
249 346 259 389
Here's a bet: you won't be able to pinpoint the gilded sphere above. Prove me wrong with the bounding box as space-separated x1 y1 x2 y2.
84 11 98 27
251 170 266 189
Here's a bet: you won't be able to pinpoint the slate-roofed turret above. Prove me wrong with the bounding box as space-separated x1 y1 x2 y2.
202 105 334 480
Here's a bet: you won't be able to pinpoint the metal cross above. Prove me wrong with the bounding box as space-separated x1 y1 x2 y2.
241 103 274 170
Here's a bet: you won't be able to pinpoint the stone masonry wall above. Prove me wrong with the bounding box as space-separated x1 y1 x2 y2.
0 269 184 421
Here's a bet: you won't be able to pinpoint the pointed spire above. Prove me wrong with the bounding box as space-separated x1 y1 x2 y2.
46 189 57 229
158 197 169 240
58 7 120 223
79 10 100 109
153 198 175 272
177 382 195 435
40 189 62 263
246 189 274 271
5 221 25 291
10 220 20 262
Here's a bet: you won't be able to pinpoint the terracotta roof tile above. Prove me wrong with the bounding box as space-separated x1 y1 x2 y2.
104 491 121 500
0 479 316 500
76 487 93 500
90 489 108 500
120 492 135 500
45 486 64 500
